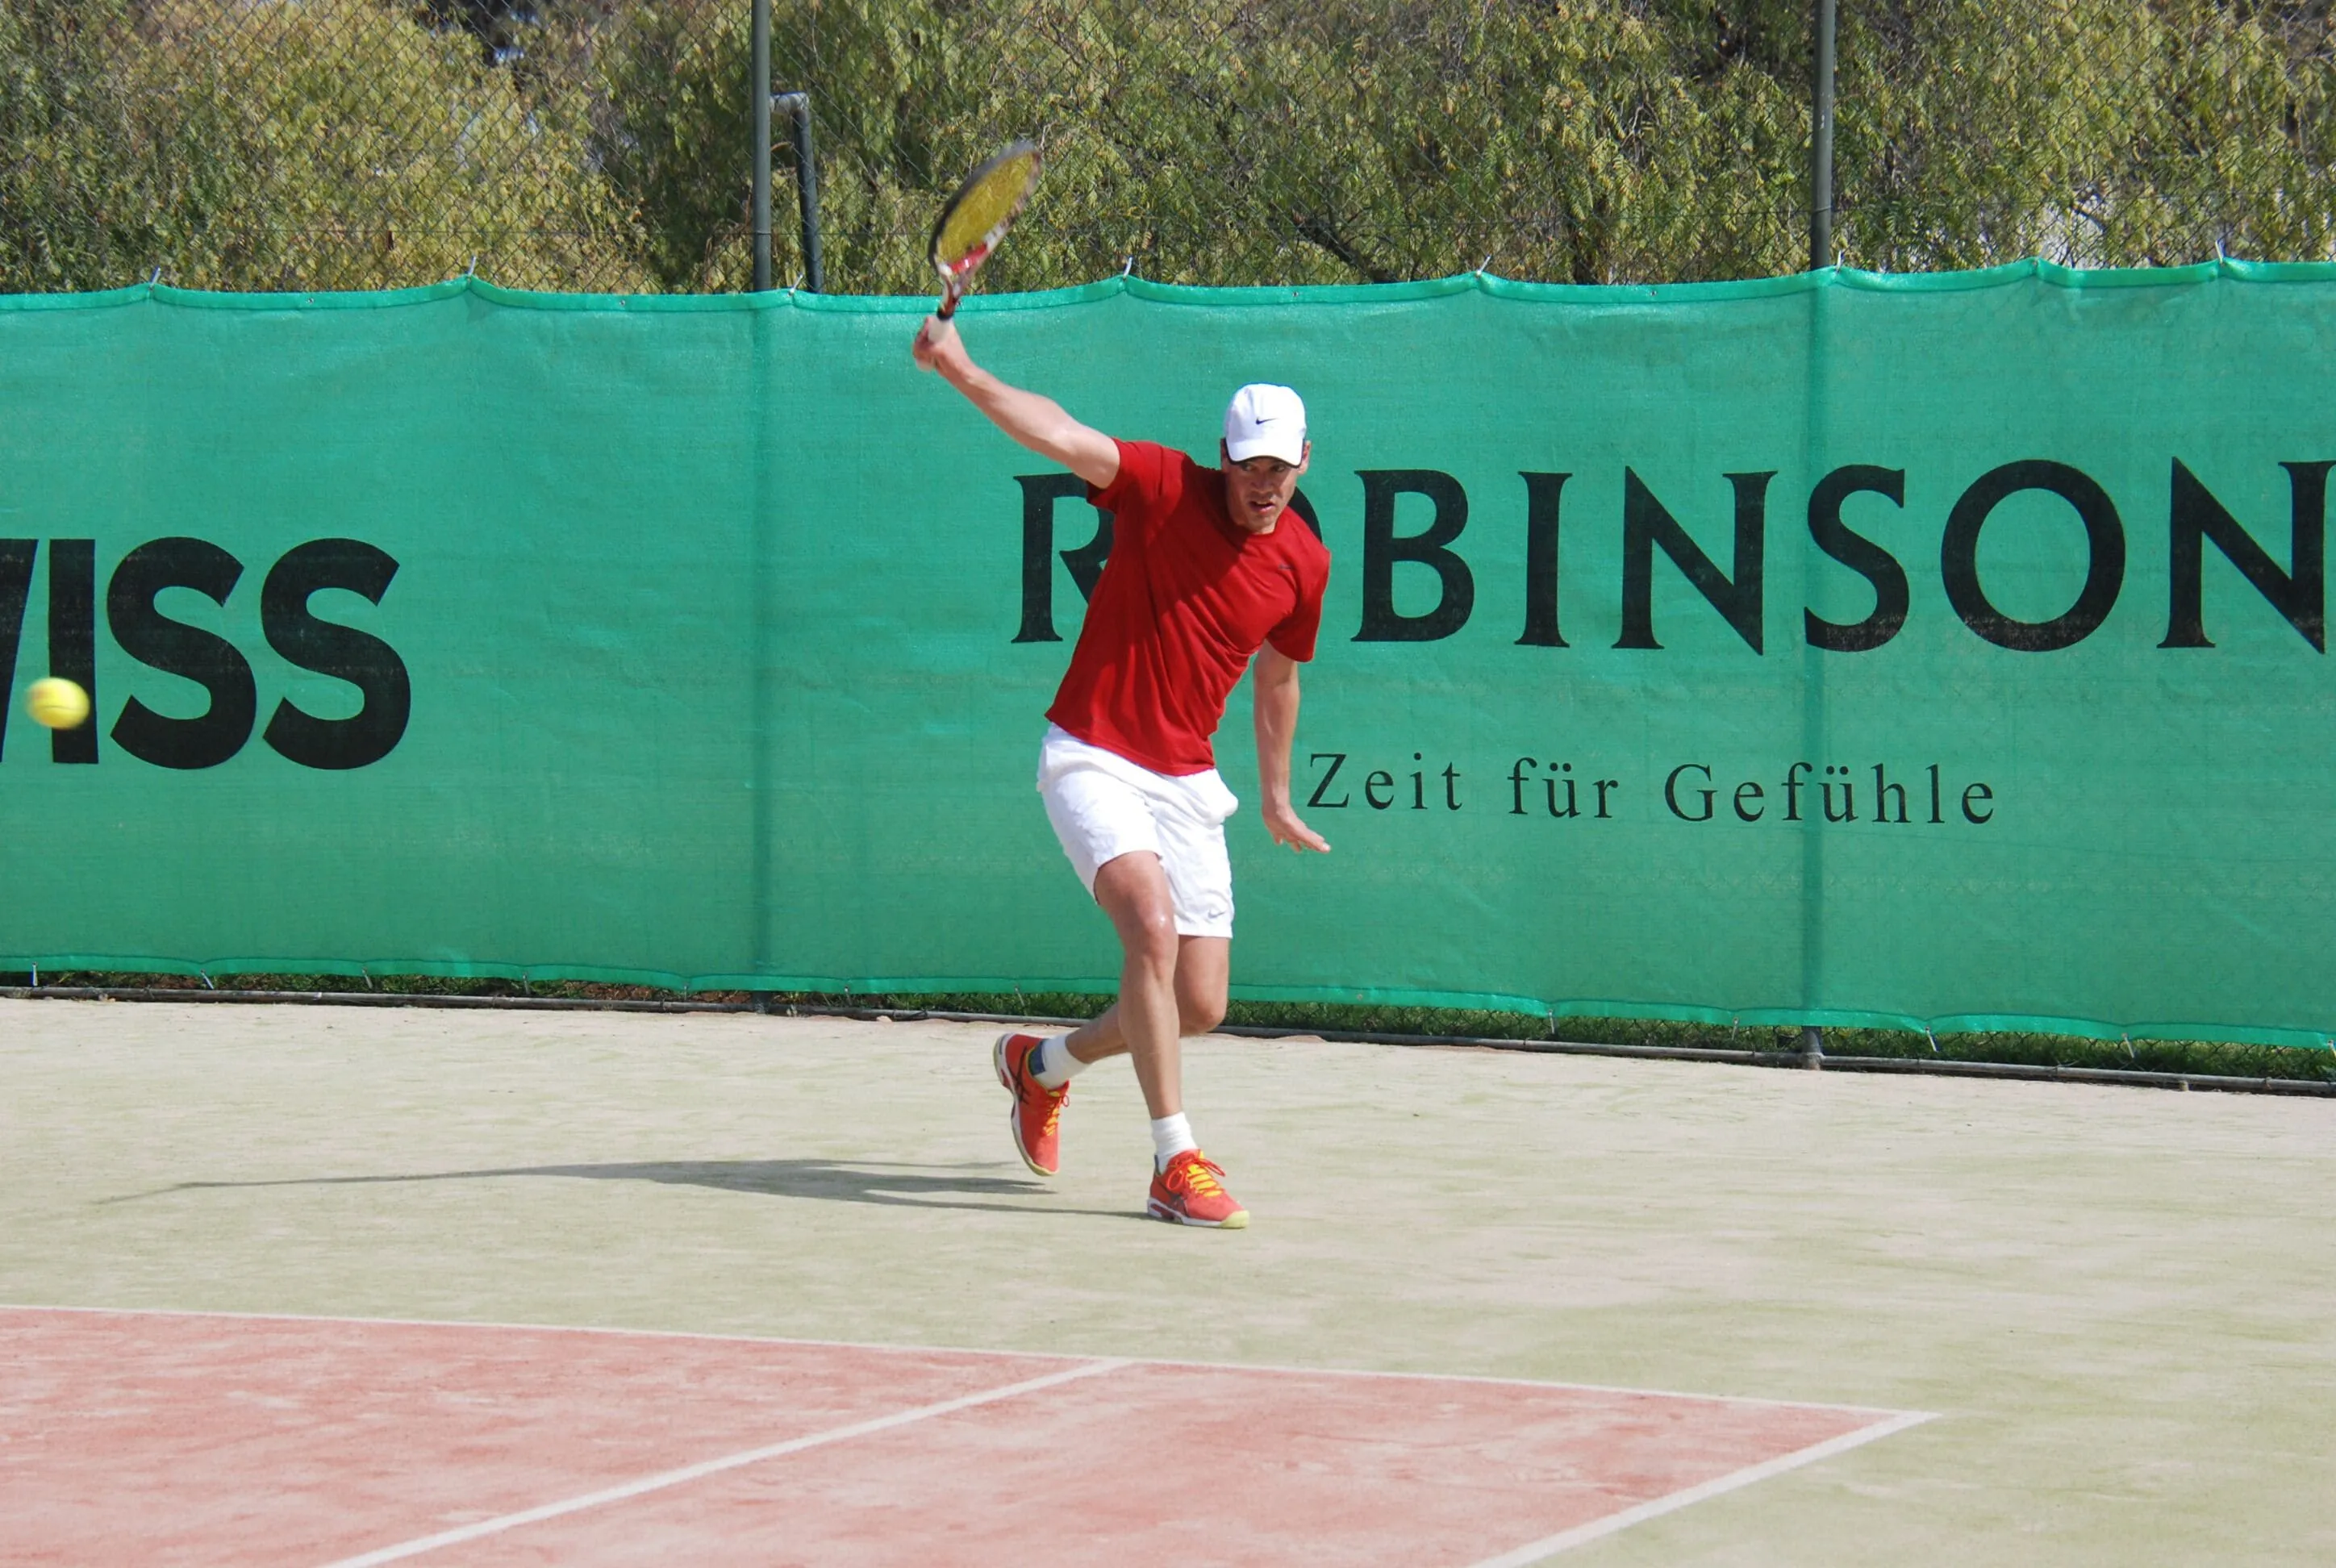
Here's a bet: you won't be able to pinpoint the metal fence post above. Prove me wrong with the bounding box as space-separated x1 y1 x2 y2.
751 0 773 290
773 92 823 291
1803 0 1838 1067
1809 0 1838 271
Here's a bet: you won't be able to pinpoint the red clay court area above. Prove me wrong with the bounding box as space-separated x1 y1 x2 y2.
2 1305 1927 1566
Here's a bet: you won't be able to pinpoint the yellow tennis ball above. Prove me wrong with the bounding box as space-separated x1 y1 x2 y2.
26 677 91 731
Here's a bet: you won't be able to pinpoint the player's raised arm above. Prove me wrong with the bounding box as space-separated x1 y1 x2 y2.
911 316 1119 490
1253 644 1330 854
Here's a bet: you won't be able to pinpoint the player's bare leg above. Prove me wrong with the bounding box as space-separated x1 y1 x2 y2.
995 855 1241 1222
1059 933 1229 1087
1016 850 1245 1226
1082 851 1190 1117
993 848 1194 1176
990 864 1242 1205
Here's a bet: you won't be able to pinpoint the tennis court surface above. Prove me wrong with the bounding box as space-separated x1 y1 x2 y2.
4 1307 1917 1566
4 998 2333 1564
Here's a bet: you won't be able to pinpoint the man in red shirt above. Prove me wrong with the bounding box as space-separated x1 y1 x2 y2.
913 313 1331 1228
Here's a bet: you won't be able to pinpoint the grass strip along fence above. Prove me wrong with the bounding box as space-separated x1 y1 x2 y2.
7 972 2330 1097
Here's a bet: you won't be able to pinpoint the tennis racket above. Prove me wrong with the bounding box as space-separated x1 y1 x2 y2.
929 140 1042 319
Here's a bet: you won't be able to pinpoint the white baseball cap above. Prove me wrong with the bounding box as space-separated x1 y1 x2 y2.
1224 383 1308 465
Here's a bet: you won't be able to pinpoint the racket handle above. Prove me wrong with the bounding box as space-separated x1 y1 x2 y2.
936 290 962 321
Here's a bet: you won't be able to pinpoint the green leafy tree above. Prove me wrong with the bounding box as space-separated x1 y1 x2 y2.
3 0 643 291
6 0 2332 294
1838 0 2336 269
586 0 1817 292
1 0 146 289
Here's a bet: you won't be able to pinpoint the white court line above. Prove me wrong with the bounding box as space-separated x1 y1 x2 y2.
1460 1408 1938 1568
310 1357 1130 1568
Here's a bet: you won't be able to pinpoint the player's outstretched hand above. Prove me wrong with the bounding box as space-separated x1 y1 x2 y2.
912 315 963 374
1263 800 1330 854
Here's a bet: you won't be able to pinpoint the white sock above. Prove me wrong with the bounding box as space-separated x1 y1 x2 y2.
1150 1112 1198 1171
1030 1034 1088 1090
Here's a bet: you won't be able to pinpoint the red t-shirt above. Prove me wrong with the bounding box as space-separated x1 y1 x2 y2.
1047 439 1332 776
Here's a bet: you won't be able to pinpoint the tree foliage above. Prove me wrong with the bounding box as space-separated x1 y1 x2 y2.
2 0 641 290
1840 0 2336 269
2 0 2330 294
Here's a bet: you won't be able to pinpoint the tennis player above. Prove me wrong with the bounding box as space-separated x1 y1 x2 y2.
912 313 1331 1228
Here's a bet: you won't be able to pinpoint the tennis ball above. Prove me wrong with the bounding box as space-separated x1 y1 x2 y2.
26 677 91 731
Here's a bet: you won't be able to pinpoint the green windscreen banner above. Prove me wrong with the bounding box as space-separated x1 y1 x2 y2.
3 263 2334 1045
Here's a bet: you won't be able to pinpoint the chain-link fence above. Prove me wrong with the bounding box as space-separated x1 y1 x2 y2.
2 0 2332 294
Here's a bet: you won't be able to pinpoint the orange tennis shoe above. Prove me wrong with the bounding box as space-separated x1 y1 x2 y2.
993 1031 1068 1177
1147 1149 1249 1229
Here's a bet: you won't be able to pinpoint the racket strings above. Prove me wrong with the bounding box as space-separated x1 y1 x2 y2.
930 144 1041 282
934 181 1026 262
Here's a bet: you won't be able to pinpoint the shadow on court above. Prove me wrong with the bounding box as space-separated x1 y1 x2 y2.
105 1159 1137 1219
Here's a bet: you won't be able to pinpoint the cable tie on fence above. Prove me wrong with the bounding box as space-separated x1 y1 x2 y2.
148 267 163 286
200 971 215 990
1925 1026 1939 1053
1120 256 1134 277
465 254 479 277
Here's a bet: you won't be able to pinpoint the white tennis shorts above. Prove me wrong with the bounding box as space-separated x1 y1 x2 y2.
1037 724 1239 940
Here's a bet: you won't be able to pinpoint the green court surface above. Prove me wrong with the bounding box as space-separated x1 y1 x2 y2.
3 996 2331 1565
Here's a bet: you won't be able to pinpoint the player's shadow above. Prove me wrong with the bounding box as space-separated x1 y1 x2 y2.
107 1159 1135 1219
